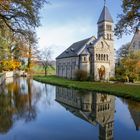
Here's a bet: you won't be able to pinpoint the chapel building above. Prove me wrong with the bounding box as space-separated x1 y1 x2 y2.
56 4 115 81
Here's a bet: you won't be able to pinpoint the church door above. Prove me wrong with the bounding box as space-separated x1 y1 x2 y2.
98 65 105 80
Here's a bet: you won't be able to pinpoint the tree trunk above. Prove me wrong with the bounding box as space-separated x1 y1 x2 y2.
28 45 31 74
45 68 47 76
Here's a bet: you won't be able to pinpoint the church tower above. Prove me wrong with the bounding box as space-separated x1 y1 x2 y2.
96 2 115 79
97 3 114 46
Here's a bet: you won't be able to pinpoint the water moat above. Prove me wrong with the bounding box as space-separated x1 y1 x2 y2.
0 78 140 140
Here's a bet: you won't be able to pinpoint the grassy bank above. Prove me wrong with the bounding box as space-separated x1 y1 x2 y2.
33 75 140 101
32 65 56 75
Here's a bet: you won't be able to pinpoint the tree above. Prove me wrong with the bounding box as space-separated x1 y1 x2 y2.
0 1 49 72
0 25 29 71
2 60 21 71
9 31 40 73
39 48 53 76
0 0 48 36
116 51 140 82
116 42 130 60
115 0 140 37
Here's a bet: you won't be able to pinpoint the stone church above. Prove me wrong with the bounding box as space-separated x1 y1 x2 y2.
56 4 115 81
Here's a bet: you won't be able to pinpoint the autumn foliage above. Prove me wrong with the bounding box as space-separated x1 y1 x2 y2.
116 51 140 82
1 60 21 71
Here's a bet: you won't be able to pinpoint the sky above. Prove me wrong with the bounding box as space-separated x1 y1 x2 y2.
36 0 133 60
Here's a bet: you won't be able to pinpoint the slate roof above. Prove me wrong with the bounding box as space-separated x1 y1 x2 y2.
56 37 91 59
97 6 113 24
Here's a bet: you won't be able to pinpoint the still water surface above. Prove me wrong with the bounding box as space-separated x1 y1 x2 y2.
0 78 140 140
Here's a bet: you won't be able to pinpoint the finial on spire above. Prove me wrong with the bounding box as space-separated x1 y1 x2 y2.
104 0 106 6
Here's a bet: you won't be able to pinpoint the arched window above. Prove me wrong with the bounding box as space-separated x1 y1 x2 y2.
110 34 112 40
84 56 86 61
96 54 98 60
99 54 101 60
104 54 106 61
106 25 112 31
133 42 135 48
107 34 109 39
101 54 103 60
106 55 109 61
101 42 104 48
108 104 110 109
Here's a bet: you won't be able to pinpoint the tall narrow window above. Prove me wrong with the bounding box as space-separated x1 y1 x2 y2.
101 42 104 48
99 54 101 60
101 54 103 60
106 55 109 61
133 42 135 48
96 54 98 60
107 34 109 39
104 54 106 61
84 56 86 61
110 34 112 40
106 25 112 31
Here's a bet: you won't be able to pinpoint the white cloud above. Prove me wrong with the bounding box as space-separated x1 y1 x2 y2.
37 19 96 60
36 18 133 60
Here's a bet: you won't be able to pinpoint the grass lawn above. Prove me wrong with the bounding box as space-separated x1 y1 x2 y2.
33 75 140 102
32 65 55 75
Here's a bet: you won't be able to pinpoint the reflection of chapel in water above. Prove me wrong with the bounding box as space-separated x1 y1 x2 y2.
56 87 115 140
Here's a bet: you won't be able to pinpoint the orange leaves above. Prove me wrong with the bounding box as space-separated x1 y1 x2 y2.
136 61 140 67
135 60 140 74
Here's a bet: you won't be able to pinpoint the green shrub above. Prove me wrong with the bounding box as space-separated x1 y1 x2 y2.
129 73 137 83
116 76 125 82
109 77 116 81
74 70 88 81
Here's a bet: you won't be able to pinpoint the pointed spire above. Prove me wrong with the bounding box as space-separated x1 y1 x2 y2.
97 4 113 24
104 0 106 6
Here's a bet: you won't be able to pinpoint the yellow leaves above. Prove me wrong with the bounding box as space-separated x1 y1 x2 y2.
120 51 140 80
12 60 21 69
2 60 21 71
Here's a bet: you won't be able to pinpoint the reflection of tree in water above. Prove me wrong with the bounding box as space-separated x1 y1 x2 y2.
43 84 54 106
124 99 140 131
0 93 14 134
0 78 42 133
